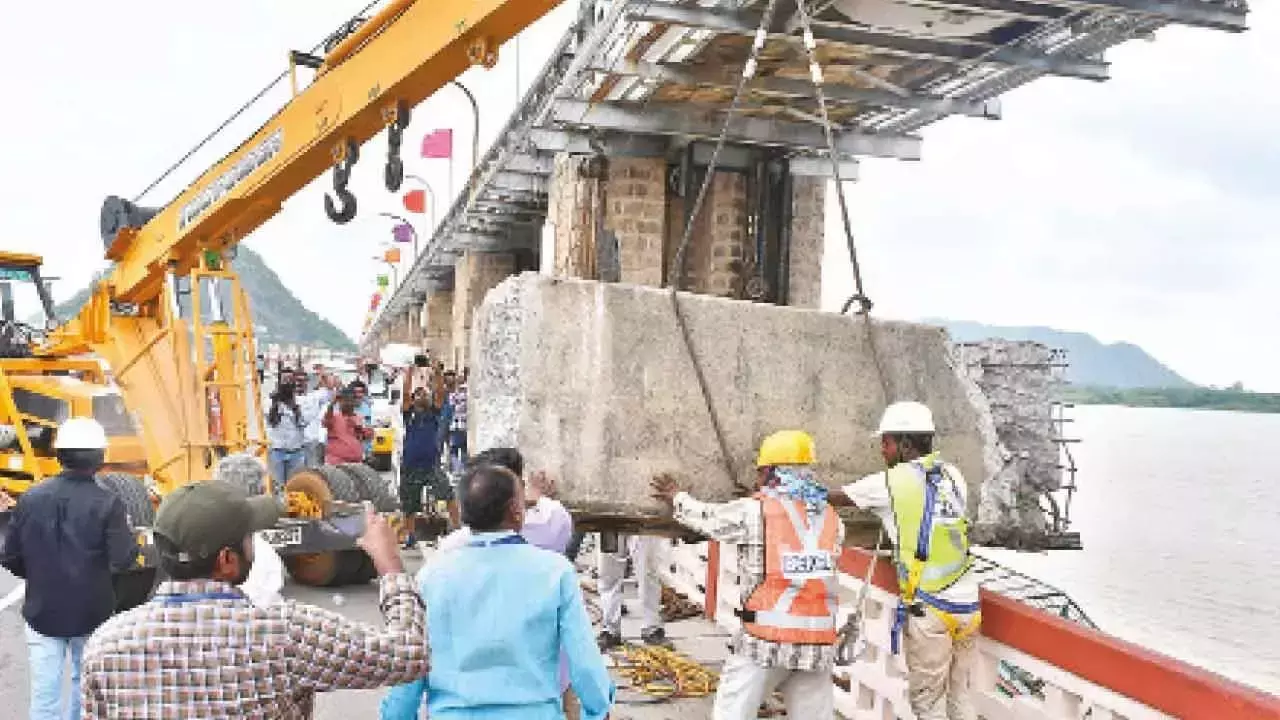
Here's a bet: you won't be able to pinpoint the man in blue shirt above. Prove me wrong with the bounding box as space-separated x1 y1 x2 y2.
380 464 615 720
399 373 449 548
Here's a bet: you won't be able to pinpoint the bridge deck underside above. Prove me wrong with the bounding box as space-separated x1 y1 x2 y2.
372 0 1245 326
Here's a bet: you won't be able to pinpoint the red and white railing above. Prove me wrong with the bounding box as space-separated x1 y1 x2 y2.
657 540 1280 720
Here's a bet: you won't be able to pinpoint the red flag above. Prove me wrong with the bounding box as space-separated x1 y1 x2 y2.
420 129 453 159
402 189 426 214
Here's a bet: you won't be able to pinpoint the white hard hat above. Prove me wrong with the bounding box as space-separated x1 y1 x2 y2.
876 401 935 435
54 417 108 450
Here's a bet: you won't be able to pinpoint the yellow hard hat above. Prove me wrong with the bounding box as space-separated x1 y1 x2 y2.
756 430 816 468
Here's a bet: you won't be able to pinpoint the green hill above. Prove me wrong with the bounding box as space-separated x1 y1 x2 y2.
47 248 354 351
927 319 1191 389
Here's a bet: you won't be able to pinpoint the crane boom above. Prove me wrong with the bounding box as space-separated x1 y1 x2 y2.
107 0 561 304
36 0 565 492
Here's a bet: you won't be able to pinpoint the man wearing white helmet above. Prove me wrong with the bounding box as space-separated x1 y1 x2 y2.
0 417 139 720
829 401 981 720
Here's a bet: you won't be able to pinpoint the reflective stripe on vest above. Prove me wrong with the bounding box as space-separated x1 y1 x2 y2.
885 454 972 600
742 489 841 645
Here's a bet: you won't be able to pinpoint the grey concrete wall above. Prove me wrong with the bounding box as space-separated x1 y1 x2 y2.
953 340 1063 542
471 273 1006 535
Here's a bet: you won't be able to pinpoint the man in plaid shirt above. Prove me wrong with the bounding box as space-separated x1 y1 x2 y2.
80 483 429 719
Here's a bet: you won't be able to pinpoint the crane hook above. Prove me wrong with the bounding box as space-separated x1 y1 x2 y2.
384 100 411 193
324 137 360 224
324 187 358 224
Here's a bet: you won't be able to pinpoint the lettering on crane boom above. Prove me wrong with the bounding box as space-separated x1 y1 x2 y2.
179 129 284 231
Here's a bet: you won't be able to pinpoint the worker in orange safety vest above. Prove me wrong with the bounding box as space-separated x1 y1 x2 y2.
651 430 843 719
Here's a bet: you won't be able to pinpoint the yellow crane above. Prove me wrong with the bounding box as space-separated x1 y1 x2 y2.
0 0 566 601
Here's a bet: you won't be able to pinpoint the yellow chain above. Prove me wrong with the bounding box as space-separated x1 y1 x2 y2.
615 645 717 698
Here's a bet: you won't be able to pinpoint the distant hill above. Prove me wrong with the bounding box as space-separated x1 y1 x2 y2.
47 247 355 351
927 319 1192 389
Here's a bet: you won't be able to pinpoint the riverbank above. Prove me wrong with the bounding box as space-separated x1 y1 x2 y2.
1063 385 1280 414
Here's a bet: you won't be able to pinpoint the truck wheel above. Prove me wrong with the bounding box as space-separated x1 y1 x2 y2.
96 472 155 527
282 469 366 588
335 549 377 585
283 552 341 587
319 465 360 503
336 463 397 512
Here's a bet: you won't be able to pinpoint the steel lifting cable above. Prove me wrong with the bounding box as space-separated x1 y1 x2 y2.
668 0 785 492
132 0 383 203
789 0 893 404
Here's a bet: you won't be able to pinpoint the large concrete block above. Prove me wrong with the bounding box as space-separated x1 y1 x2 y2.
471 273 1007 539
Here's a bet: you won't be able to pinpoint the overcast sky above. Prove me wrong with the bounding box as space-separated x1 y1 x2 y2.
1 2 1271 390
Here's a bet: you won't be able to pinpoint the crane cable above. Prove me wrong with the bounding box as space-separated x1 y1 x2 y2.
667 0 785 493
131 0 382 202
668 0 893 494
787 0 898 655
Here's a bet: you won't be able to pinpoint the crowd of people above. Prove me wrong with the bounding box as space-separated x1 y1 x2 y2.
0 378 981 719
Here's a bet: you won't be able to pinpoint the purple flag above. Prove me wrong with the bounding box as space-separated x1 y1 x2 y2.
392 223 415 244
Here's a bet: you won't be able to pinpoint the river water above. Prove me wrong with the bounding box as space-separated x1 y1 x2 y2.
980 404 1280 695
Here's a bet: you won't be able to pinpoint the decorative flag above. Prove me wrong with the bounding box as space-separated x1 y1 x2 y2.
392 223 415 244
384 247 401 264
376 274 389 288
403 189 426 214
370 293 382 311
420 129 453 159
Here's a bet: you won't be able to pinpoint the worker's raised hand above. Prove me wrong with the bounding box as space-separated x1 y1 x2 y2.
356 502 404 576
650 473 680 509
527 470 556 501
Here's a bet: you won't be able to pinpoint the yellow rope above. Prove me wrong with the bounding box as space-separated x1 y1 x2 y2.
615 645 718 698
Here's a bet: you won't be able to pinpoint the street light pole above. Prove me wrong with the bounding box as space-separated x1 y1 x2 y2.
404 174 438 233
450 80 480 172
378 211 419 258
374 258 399 292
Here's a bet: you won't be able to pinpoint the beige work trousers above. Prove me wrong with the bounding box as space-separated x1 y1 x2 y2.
903 610 979 720
712 651 835 720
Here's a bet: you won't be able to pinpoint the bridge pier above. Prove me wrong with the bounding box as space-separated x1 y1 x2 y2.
544 149 827 307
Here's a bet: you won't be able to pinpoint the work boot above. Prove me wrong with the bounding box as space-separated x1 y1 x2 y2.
640 626 672 648
596 630 623 651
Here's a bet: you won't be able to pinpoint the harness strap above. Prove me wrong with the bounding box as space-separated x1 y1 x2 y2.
890 589 982 654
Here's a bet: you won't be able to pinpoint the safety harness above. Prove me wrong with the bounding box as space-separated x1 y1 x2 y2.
891 462 982 654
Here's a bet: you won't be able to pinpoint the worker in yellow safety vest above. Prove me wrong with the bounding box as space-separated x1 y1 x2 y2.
651 430 842 719
829 400 981 720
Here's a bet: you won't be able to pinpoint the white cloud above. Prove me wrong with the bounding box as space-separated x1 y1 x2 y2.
1 2 1270 389
822 7 1277 391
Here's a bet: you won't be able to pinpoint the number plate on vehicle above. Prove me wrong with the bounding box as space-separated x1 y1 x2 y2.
261 526 303 547
781 551 834 581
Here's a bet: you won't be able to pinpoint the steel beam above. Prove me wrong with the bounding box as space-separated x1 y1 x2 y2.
789 157 861 179
898 0 1070 21
548 100 922 160
629 3 1110 81
502 154 554 175
683 143 860 179
488 172 546 194
1034 0 1246 31
527 128 671 156
589 61 1001 119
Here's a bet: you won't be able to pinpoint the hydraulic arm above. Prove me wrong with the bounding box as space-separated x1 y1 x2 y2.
38 0 564 492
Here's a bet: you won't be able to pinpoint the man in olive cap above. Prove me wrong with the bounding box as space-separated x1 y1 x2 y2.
81 483 428 719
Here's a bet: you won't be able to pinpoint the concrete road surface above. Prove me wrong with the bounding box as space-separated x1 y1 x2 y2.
0 547 723 719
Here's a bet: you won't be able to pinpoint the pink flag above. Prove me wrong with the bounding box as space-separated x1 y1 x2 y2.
420 129 453 159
